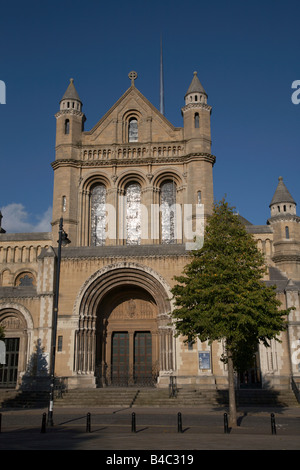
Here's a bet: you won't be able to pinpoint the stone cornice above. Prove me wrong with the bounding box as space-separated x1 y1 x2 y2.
272 253 300 263
51 152 216 170
267 214 300 224
55 109 85 119
181 103 212 113
45 244 191 261
51 218 78 227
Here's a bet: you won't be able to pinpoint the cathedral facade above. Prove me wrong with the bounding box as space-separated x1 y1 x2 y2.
0 72 299 392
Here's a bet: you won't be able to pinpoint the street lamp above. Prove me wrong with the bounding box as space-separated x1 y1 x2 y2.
48 218 71 425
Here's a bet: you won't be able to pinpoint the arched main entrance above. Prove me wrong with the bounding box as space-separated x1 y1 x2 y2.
74 263 175 387
96 286 159 386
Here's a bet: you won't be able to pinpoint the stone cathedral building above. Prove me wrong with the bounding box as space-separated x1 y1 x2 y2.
0 71 300 393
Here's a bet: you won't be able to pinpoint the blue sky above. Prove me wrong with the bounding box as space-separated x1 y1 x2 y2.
0 0 299 232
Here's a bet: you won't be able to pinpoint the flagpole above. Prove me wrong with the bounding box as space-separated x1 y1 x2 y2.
160 35 165 115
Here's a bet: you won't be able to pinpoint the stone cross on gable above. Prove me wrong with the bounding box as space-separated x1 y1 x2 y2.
128 71 138 87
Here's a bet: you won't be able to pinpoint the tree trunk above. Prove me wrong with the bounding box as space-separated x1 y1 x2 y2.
227 354 237 427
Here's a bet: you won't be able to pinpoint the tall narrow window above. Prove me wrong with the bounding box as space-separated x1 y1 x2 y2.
126 183 141 245
197 190 202 205
160 181 176 244
90 184 106 246
62 196 67 212
128 118 138 142
285 226 290 239
194 113 199 128
65 119 70 134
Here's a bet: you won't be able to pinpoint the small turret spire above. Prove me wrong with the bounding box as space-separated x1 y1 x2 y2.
270 176 296 206
269 176 297 217
59 78 82 111
185 71 207 98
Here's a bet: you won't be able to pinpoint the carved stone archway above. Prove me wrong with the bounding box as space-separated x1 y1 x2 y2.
73 263 175 387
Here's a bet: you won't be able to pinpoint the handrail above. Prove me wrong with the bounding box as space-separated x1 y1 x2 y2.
291 377 300 404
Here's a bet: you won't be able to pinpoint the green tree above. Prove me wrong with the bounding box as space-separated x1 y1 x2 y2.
0 325 4 341
171 199 289 426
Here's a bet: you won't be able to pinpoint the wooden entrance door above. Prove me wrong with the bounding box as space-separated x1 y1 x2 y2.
134 331 152 384
111 332 129 385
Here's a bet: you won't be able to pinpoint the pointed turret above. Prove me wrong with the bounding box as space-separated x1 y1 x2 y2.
184 71 207 103
181 71 212 153
268 177 300 280
269 176 296 217
181 71 215 221
53 78 86 242
55 78 86 152
59 78 83 112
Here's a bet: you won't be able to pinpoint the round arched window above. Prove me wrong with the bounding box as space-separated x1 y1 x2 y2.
128 117 138 142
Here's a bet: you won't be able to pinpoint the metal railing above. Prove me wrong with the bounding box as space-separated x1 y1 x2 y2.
291 377 300 403
169 376 177 398
54 377 68 398
97 365 158 388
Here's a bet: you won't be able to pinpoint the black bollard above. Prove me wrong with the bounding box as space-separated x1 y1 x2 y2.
131 412 136 433
0 413 2 433
177 412 183 433
271 413 276 435
41 412 47 433
224 413 229 434
86 412 91 433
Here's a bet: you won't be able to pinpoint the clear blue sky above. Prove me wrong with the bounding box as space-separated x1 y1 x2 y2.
0 0 299 232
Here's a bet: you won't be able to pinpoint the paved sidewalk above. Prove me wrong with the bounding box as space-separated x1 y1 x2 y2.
0 405 299 450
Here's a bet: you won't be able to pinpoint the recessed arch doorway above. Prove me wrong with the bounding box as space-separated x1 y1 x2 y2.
74 263 175 387
96 285 159 386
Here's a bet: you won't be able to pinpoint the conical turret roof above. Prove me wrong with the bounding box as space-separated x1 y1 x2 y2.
269 176 296 206
60 78 82 103
185 71 207 97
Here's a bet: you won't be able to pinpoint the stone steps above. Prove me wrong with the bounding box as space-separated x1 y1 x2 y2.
0 390 49 409
54 388 140 408
0 387 299 409
134 389 225 407
55 388 300 408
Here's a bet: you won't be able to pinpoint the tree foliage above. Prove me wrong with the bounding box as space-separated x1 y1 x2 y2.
171 199 289 373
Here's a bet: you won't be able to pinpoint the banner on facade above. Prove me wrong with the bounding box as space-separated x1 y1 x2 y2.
198 351 210 370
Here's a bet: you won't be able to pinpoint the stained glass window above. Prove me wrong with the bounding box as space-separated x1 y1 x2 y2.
126 183 141 245
18 274 34 286
128 118 138 142
161 181 176 244
90 184 106 246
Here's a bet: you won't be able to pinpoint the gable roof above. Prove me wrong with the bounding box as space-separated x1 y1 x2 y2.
85 84 180 136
